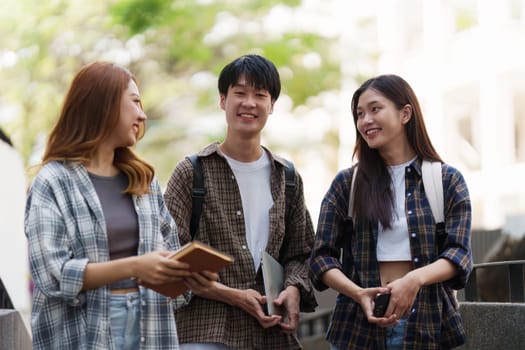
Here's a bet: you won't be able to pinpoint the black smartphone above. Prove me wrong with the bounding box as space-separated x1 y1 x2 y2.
373 292 391 317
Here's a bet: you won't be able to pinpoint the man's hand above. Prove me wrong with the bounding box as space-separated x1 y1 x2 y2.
273 285 300 333
236 289 282 328
182 278 282 329
183 270 219 296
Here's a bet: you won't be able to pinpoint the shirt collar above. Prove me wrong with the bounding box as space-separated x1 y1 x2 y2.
197 141 290 169
410 156 424 176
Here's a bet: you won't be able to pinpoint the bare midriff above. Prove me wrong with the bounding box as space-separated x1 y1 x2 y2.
379 261 414 286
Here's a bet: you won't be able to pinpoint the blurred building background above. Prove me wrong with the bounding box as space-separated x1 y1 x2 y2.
328 0 525 233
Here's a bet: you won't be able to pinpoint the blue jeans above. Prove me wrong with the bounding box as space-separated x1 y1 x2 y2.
385 317 407 350
110 292 140 350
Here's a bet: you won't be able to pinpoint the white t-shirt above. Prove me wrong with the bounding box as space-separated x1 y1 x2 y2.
224 151 273 271
376 158 416 261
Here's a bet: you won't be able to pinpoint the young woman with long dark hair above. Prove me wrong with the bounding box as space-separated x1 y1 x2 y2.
310 74 472 349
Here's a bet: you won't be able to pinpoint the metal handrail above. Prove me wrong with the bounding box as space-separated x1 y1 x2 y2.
464 259 525 302
298 308 332 339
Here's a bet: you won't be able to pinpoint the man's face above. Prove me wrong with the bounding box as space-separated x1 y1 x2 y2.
220 74 275 138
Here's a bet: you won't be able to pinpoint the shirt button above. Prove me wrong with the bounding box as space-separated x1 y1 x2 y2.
73 299 80 305
407 168 411 173
141 300 146 306
236 210 242 216
140 337 145 343
411 308 416 313
411 233 416 238
231 175 235 180
413 257 419 263
408 210 412 215
407 192 412 197
242 245 247 250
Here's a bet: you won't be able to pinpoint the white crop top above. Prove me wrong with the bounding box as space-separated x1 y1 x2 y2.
376 157 416 261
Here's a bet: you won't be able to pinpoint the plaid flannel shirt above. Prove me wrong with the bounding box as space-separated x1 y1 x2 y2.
309 159 472 350
164 142 317 349
25 161 186 350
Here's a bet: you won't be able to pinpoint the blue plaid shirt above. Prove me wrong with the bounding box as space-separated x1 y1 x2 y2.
25 161 187 350
309 159 472 350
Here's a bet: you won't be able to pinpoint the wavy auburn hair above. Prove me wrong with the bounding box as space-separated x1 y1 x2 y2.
42 61 154 195
350 74 442 228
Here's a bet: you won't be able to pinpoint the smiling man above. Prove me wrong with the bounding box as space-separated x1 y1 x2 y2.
164 54 317 350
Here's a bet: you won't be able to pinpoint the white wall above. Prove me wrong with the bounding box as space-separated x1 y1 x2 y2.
0 141 30 316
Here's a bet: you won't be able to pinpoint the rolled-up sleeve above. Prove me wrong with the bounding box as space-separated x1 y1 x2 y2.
440 166 473 289
26 191 87 305
309 170 351 291
280 170 318 312
152 179 192 308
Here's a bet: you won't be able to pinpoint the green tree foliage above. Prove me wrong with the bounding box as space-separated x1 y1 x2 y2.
1 0 341 184
0 0 137 164
110 0 339 106
109 0 341 181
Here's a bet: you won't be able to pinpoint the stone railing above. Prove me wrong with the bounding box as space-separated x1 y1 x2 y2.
0 309 31 350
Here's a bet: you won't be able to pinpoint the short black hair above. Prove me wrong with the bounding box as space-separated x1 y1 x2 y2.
0 128 13 147
218 54 281 101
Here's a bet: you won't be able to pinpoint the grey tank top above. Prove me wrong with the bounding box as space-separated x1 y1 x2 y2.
89 171 139 289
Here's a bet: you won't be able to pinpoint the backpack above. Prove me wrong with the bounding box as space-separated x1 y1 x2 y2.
186 154 296 240
348 160 446 252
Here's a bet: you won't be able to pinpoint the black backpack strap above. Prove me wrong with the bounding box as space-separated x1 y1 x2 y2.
282 159 296 224
279 159 296 261
186 154 206 240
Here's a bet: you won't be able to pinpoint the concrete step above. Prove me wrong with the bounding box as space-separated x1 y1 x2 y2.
0 309 31 350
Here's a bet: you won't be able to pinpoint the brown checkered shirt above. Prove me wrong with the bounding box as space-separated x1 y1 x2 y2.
164 142 317 349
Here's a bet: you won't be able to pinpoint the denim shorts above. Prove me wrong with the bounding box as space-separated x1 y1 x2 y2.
109 292 140 350
385 317 407 350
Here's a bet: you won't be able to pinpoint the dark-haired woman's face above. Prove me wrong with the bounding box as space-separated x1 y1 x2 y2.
355 88 411 157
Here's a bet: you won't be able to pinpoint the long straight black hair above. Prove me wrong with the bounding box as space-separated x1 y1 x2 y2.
350 74 442 228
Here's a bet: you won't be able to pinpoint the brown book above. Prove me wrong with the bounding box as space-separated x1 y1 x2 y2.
140 240 234 298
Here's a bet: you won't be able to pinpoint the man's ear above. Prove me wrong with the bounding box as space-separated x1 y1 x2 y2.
269 100 275 115
401 104 412 124
219 94 226 110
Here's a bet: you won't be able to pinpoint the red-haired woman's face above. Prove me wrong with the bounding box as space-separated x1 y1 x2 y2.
110 79 147 148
